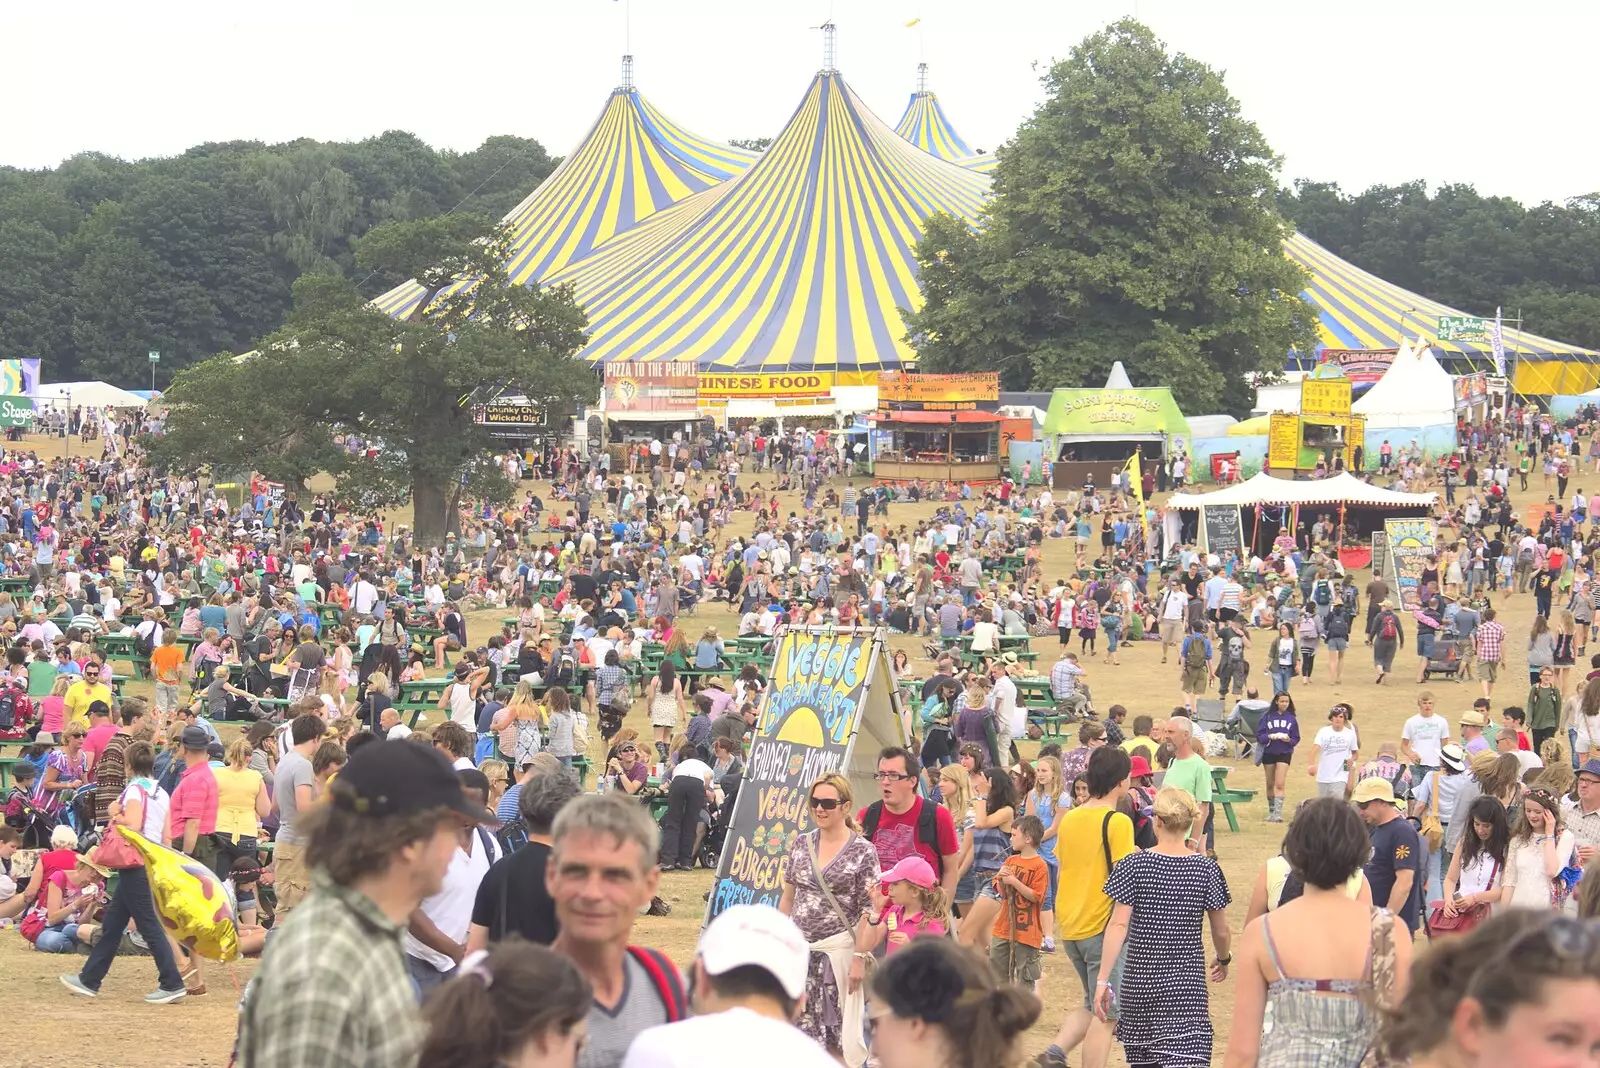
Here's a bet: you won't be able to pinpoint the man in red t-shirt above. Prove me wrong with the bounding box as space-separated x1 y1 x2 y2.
857 748 961 906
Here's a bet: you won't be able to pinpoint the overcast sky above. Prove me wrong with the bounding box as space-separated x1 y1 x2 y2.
4 0 1592 206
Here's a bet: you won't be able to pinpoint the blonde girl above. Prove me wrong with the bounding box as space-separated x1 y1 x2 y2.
938 764 978 914
491 680 543 767
1027 754 1070 950
1552 608 1578 693
479 759 510 808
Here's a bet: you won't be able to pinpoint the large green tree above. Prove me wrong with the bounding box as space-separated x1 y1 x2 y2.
151 218 597 545
905 19 1319 413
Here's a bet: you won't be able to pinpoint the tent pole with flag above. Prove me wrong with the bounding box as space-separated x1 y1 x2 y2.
1492 307 1507 379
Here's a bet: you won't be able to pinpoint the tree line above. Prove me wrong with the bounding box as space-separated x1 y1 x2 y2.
0 132 556 386
1278 181 1600 352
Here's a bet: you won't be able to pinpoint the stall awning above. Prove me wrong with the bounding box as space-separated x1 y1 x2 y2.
875 410 1002 424
602 409 700 422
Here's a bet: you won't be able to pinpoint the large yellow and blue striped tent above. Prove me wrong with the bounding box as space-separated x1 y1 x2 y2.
893 83 996 174
370 86 756 320
569 70 991 370
1288 232 1600 390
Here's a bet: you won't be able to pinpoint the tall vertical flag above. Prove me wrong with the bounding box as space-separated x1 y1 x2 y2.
1491 306 1507 378
1123 451 1147 539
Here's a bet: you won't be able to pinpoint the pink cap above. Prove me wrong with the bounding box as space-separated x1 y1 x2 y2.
1128 754 1153 778
881 855 938 890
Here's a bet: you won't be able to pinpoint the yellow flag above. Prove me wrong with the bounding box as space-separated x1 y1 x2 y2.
1124 451 1147 538
905 17 921 27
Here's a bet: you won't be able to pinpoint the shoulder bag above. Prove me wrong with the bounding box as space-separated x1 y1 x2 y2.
1418 779 1444 852
1427 857 1498 934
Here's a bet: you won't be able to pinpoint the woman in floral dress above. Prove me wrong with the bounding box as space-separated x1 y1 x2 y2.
780 771 879 1068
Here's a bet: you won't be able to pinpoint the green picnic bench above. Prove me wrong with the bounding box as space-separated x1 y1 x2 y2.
1211 765 1257 833
96 634 149 674
0 576 32 593
398 677 454 728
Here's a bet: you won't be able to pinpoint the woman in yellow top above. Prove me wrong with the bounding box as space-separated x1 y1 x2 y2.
211 739 270 877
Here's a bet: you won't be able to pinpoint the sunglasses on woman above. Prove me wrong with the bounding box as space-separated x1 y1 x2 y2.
809 796 842 811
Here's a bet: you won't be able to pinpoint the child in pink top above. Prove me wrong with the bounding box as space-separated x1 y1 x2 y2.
867 855 949 956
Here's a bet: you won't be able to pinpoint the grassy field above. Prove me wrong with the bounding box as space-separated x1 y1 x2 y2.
0 437 1552 1066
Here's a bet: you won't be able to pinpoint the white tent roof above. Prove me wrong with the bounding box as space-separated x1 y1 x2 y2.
1351 340 1454 427
1168 471 1437 510
30 381 148 408
1104 362 1133 389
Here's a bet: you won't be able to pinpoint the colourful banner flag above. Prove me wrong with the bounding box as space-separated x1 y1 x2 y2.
1491 307 1507 378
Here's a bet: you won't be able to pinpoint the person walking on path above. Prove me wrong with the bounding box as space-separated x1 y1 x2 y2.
1036 746 1134 1068
1368 600 1403 684
780 772 879 1067
1255 692 1300 822
59 740 188 1004
1094 787 1232 1067
1178 624 1212 713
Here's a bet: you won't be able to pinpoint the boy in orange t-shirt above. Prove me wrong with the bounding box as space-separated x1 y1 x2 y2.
149 632 186 723
991 814 1050 986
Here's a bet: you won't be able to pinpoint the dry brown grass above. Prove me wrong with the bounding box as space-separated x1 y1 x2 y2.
0 440 1550 1065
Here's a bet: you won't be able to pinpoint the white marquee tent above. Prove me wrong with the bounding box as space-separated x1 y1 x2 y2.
1167 471 1438 511
30 381 149 409
1351 341 1455 429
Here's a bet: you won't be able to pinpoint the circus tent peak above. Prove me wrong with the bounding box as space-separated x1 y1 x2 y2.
1104 361 1133 389
893 63 996 174
570 69 992 371
370 79 757 320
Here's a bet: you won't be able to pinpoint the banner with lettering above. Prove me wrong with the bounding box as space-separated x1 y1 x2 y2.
1385 518 1437 611
706 630 876 921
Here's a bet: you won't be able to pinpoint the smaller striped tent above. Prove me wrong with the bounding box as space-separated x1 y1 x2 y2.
893 64 996 174
1289 232 1599 391
370 77 756 320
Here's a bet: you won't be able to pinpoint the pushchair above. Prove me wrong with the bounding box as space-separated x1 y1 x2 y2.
699 772 741 870
1421 632 1466 682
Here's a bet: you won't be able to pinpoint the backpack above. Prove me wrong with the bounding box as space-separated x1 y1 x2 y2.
863 798 945 877
1184 635 1207 668
1127 786 1158 849
1518 545 1535 566
1314 582 1331 606
0 687 16 730
1326 610 1351 641
1378 614 1398 642
135 626 157 659
1341 585 1358 614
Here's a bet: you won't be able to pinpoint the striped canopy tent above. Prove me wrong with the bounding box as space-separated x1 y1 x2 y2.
893 64 996 174
571 69 992 371
1287 233 1600 393
370 74 756 320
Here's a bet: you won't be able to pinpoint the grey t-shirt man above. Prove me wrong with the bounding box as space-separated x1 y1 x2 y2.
273 750 316 845
579 953 669 1068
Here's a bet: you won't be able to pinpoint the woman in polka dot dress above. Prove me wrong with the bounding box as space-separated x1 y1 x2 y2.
1093 786 1232 1067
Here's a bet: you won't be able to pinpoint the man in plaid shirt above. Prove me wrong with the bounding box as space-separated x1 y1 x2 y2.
1473 608 1507 700
235 741 497 1068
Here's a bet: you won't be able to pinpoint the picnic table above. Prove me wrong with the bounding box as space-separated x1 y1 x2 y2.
961 647 1038 669
397 677 454 727
316 602 346 628
958 634 1032 650
0 576 31 593
1015 676 1054 706
1211 765 1258 833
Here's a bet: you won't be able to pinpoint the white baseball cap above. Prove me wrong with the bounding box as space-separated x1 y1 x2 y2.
698 904 809 999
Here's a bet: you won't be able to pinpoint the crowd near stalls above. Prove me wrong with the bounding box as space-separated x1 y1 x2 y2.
5 405 1600 1068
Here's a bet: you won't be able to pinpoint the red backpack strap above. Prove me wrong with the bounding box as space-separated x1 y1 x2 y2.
628 946 687 1022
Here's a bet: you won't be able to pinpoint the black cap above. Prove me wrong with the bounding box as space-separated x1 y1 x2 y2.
332 740 497 824
180 725 211 751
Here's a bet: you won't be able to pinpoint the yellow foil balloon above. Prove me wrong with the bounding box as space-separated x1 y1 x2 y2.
118 827 240 963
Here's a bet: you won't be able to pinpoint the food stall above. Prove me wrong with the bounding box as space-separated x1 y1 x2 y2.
1264 365 1366 474
871 372 1002 484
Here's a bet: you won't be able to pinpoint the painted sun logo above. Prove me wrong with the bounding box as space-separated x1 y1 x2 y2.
1394 844 1412 861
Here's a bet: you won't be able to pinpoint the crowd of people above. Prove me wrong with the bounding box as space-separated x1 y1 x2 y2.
1 410 1600 1068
